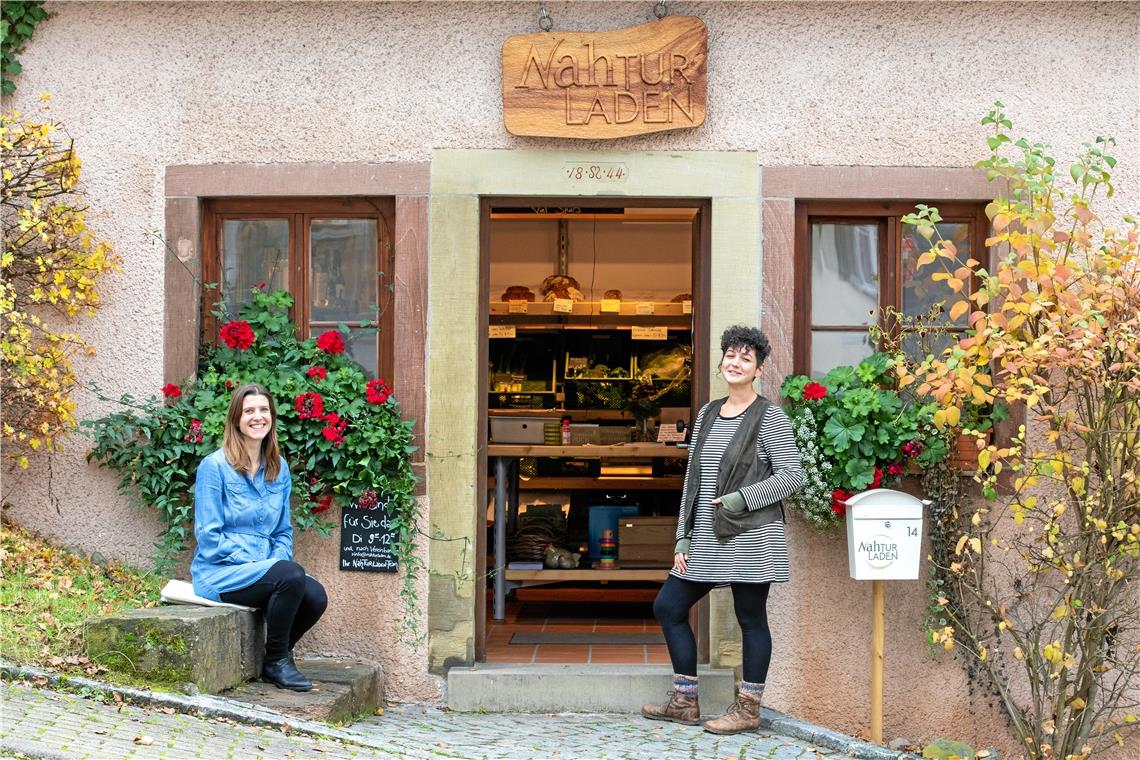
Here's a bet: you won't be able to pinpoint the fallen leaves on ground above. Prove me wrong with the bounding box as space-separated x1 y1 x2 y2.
0 519 162 670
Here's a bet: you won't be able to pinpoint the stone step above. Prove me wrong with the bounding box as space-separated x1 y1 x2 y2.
85 606 264 693
224 659 384 724
447 664 736 714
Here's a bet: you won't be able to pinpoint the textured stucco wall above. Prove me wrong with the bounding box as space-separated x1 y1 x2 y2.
3 0 1138 747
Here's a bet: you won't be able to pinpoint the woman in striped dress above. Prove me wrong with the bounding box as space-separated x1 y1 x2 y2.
642 325 804 734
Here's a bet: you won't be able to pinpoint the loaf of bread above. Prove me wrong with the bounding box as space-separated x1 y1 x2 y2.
501 286 536 302
670 292 693 303
604 289 622 300
540 274 584 301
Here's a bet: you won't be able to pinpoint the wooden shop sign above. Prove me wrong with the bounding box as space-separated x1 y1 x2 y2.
502 15 707 139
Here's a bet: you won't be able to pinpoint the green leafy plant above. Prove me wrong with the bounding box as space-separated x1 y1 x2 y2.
780 352 949 526
1 1 47 95
84 288 422 638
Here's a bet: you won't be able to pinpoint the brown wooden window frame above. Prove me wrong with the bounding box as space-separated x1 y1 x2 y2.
201 197 396 382
793 200 989 377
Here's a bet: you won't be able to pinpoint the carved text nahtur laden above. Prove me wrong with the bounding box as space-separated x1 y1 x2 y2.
515 40 698 126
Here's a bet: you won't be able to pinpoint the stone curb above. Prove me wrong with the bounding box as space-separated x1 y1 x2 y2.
762 708 923 760
3 660 932 759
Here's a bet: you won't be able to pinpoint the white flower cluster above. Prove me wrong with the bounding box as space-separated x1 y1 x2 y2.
787 406 839 528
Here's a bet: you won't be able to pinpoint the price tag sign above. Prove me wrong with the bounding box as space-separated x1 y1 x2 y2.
508 300 529 314
552 298 574 314
632 326 668 340
657 426 687 444
600 298 621 313
682 300 692 315
636 302 656 315
489 325 516 339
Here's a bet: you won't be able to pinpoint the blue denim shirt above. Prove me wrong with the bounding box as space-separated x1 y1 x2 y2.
190 449 294 601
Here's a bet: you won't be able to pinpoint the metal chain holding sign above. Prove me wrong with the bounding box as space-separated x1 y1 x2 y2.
653 1 669 19
537 1 553 31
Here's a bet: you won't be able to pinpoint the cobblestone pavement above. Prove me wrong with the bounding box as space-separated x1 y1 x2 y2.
2 681 869 760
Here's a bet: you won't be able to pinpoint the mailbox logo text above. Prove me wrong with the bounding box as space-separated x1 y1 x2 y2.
859 534 900 569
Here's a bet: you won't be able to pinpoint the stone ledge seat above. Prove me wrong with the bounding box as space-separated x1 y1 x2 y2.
84 580 266 694
84 579 385 723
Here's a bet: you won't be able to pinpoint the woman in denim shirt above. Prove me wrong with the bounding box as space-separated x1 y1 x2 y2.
191 383 327 691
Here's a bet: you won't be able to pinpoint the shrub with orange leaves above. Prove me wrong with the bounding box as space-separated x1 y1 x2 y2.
1 104 119 468
901 103 1140 760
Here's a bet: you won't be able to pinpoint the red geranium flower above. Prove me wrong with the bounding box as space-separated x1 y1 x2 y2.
225 379 233 390
295 391 325 420
901 440 924 459
870 468 883 489
307 366 327 381
320 411 347 445
366 378 391 405
316 330 346 355
183 418 204 443
831 488 851 517
310 493 333 514
887 461 904 476
357 489 379 510
802 381 828 401
220 320 256 350
162 383 182 399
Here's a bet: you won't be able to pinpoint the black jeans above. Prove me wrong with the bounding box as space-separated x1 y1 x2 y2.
653 574 772 684
220 560 328 661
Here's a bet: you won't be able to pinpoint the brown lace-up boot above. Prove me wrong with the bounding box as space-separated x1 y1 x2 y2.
702 690 761 734
641 691 701 725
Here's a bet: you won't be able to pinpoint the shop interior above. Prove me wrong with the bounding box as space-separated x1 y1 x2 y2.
481 202 703 664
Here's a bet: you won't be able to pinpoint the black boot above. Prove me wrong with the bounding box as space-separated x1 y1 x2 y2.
262 655 312 691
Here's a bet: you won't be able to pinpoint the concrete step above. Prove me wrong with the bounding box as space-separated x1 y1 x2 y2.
447 664 736 714
224 658 384 724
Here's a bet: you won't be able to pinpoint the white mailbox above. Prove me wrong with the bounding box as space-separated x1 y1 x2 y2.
845 488 927 580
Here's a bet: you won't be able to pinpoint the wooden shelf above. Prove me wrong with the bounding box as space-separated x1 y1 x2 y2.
488 409 637 421
505 568 670 582
490 301 691 317
487 443 687 459
490 314 692 331
488 476 682 491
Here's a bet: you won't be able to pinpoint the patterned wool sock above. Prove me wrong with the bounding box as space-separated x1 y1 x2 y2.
739 680 765 701
673 674 699 696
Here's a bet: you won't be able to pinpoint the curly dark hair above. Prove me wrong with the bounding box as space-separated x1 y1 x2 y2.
719 325 771 366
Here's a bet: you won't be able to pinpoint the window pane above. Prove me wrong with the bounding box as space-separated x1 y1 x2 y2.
811 223 879 326
902 222 971 324
220 219 289 315
310 219 379 324
810 331 875 377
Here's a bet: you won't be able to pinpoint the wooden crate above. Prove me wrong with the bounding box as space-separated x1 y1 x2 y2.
618 516 677 567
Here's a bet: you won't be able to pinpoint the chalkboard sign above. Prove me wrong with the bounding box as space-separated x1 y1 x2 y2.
339 502 398 573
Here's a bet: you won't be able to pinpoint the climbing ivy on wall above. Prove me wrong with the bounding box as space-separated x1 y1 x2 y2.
2 1 47 95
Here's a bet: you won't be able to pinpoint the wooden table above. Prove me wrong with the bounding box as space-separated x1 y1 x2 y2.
487 443 688 620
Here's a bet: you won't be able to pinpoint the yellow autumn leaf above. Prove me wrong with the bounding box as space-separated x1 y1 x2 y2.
1069 697 1086 711
955 535 969 555
949 300 970 321
968 538 982 554
977 449 990 470
946 405 961 427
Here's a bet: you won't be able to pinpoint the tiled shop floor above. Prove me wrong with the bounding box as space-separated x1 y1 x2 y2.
485 600 668 664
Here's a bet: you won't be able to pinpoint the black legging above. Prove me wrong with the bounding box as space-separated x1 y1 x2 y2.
653 574 772 683
220 560 328 661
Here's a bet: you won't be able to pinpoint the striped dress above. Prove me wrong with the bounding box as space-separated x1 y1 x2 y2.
671 401 804 585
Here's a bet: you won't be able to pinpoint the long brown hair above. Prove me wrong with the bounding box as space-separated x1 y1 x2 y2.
222 383 282 481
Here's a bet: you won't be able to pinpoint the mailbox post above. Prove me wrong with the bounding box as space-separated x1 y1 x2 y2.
844 488 928 744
